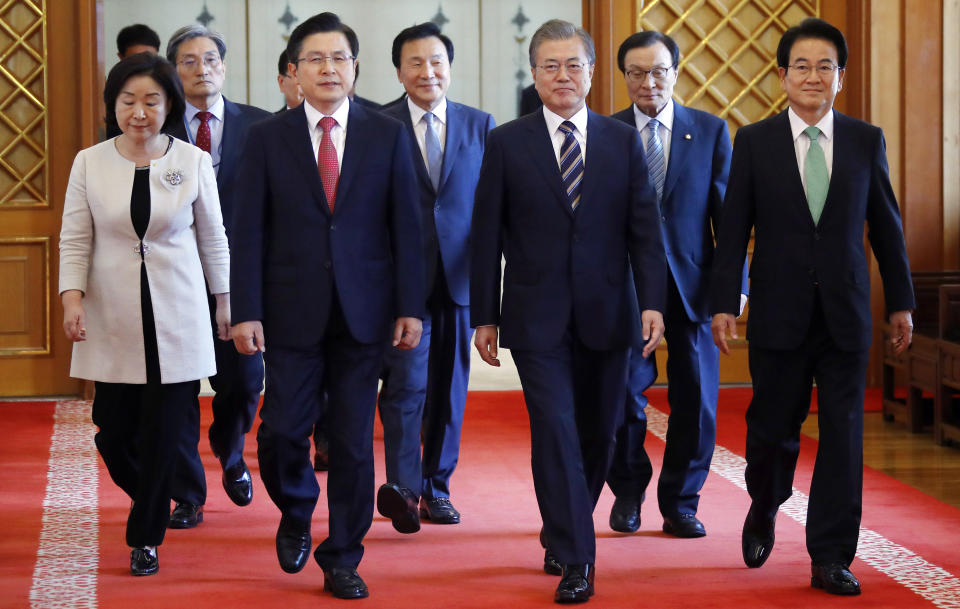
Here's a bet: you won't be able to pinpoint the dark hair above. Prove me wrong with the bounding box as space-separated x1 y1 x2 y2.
286 12 359 65
776 17 848 69
278 49 291 77
104 53 185 132
616 31 679 73
166 24 227 63
391 22 454 68
528 19 595 68
116 24 160 56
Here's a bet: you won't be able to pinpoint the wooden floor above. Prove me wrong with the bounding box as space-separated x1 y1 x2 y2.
802 412 960 509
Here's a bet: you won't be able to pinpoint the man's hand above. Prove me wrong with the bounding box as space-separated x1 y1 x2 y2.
233 320 265 355
393 317 422 350
889 310 913 355
474 325 500 367
711 313 738 355
640 310 665 358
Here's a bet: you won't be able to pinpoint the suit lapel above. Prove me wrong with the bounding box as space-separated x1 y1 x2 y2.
438 101 463 192
217 97 240 190
662 104 692 205
521 111 572 217
393 104 434 194
579 110 603 212
820 110 846 226
283 105 329 213
770 110 812 227
336 101 374 215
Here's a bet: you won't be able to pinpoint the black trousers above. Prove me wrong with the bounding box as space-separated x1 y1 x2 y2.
745 297 868 566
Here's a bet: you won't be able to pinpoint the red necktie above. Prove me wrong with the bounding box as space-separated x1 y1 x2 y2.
318 116 339 211
195 111 213 153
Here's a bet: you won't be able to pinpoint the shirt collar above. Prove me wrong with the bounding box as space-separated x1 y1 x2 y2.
304 96 351 131
788 106 834 142
633 98 674 132
543 104 589 139
407 96 447 126
186 94 224 122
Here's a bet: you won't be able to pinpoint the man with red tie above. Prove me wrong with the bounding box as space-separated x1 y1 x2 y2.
230 13 424 599
164 25 270 529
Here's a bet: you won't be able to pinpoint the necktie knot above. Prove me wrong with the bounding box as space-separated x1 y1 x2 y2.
319 116 337 133
647 118 660 135
558 120 576 136
423 112 435 126
196 111 212 124
804 125 821 142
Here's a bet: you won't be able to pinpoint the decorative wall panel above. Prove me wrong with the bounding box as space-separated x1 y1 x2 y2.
0 237 49 355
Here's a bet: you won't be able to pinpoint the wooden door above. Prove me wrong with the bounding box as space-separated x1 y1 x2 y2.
0 0 100 397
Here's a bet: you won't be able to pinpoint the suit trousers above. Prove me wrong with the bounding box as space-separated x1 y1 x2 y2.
257 293 383 569
745 296 868 566
606 347 657 502
512 329 629 565
172 295 265 506
379 267 470 499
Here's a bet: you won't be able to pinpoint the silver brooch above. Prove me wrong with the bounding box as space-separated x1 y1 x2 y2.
164 169 183 186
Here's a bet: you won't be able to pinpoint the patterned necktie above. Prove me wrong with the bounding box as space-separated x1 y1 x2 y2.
423 112 443 192
318 116 339 212
804 125 828 224
645 119 665 202
195 111 213 154
557 121 583 209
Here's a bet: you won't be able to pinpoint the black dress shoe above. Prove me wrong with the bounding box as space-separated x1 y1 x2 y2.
811 563 861 595
276 514 312 573
376 483 420 533
222 460 253 506
419 497 461 524
130 547 158 576
544 548 562 575
609 497 640 533
323 567 369 599
555 564 595 603
742 508 776 568
168 502 203 529
662 513 706 538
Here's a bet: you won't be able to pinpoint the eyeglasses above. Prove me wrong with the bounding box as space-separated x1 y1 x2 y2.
297 53 355 67
536 62 589 76
787 63 841 77
625 66 674 83
177 54 222 70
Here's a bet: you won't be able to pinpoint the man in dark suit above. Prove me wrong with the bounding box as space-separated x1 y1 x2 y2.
276 49 303 113
230 13 423 599
520 83 541 115
711 18 914 596
377 22 495 533
105 24 161 138
471 19 666 604
605 31 748 539
164 25 270 529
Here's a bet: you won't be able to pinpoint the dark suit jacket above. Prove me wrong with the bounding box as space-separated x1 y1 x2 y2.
520 84 542 116
470 109 667 351
710 109 914 351
230 101 424 348
612 103 747 322
168 97 270 238
383 100 495 305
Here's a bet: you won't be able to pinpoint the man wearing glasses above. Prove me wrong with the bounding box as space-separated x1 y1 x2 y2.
164 25 270 530
604 31 748 541
471 19 665 604
230 12 423 599
711 18 914 595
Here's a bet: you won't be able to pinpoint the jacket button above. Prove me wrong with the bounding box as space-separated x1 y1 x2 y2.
324 261 332 270
330 224 336 231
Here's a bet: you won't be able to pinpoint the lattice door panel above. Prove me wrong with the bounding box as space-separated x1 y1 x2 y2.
639 0 819 133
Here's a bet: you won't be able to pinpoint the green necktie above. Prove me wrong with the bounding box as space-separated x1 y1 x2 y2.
804 125 828 224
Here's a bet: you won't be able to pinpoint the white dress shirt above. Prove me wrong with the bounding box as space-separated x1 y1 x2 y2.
407 96 447 169
543 104 588 168
184 94 225 173
633 99 674 172
304 97 350 170
788 106 834 198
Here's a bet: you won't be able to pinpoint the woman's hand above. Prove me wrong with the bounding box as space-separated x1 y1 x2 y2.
214 292 232 341
61 290 86 342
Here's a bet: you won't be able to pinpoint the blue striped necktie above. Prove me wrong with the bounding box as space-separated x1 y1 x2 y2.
645 119 665 202
557 121 583 209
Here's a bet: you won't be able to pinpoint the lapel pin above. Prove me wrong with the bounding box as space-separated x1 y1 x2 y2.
684 133 692 140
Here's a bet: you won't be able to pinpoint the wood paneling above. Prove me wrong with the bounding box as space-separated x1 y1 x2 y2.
583 0 636 115
0 238 48 353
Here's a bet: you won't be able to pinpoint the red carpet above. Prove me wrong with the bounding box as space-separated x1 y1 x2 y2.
1 390 957 608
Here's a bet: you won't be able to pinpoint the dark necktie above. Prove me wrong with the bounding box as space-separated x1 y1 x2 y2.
557 121 583 209
318 116 339 212
195 111 213 154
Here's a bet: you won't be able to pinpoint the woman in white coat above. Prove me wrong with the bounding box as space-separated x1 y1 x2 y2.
59 53 230 576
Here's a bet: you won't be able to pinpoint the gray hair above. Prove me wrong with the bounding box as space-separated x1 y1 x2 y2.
528 19 595 68
166 24 227 63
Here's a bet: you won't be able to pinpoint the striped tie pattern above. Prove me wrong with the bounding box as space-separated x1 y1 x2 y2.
557 121 583 209
645 119 665 202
